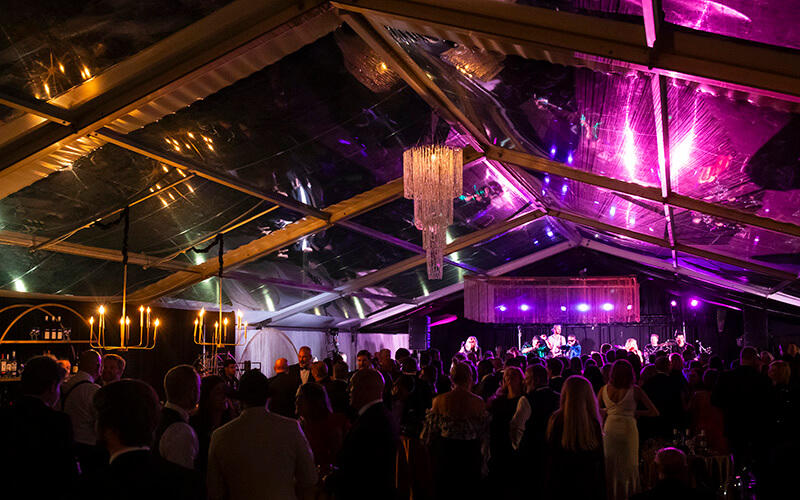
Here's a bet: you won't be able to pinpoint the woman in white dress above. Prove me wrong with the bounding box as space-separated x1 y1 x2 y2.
598 359 659 500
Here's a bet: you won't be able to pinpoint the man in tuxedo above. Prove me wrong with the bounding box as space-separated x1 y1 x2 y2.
326 368 399 500
327 361 352 416
288 346 314 390
82 379 202 500
208 369 316 500
1 356 77 498
268 358 297 418
311 361 332 385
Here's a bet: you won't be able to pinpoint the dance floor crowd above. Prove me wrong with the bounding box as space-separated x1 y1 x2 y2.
2 339 799 500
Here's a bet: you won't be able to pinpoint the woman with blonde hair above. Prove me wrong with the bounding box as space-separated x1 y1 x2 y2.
624 338 643 362
544 376 605 500
599 360 659 500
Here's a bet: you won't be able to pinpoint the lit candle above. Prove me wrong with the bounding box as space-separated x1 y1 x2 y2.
139 306 144 336
126 317 131 345
89 317 94 339
146 307 151 335
154 319 160 343
223 317 229 341
193 318 199 341
199 308 205 340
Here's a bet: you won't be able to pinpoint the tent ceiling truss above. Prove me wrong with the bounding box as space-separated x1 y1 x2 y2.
0 0 798 324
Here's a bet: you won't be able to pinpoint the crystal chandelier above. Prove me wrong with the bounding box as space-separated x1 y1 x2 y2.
403 145 463 279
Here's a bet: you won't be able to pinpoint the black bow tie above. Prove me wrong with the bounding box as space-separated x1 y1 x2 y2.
300 366 310 371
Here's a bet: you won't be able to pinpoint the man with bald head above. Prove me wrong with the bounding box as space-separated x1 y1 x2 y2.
268 358 296 418
326 368 398 499
62 349 104 472
288 346 314 390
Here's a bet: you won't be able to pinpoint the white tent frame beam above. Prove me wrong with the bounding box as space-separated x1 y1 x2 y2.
260 210 546 324
357 240 575 328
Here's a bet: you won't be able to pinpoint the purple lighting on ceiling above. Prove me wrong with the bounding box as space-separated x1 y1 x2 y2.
690 299 699 307
577 303 590 312
670 300 677 307
561 184 568 194
550 147 556 156
601 303 614 311
338 139 351 145
544 175 550 184
546 229 554 237
498 305 507 312
519 304 530 311
626 304 633 310
610 206 616 217
560 306 567 312
567 152 574 164
429 314 458 327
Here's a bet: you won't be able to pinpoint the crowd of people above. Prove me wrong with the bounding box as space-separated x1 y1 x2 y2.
1 336 799 500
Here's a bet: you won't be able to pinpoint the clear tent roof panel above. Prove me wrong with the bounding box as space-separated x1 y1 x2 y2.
0 0 234 103
577 226 674 260
453 217 566 270
672 207 800 276
666 77 800 227
371 262 466 300
234 224 419 289
128 31 446 211
0 245 170 297
65 178 280 257
0 143 177 236
676 254 784 290
664 0 800 50
0 105 23 126
388 28 663 188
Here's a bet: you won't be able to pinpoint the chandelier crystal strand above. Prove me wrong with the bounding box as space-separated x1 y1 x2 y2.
404 145 463 279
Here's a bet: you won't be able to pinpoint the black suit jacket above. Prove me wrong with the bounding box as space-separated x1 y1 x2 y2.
323 378 351 416
521 387 561 457
267 372 298 418
77 450 203 500
0 396 78 497
287 363 312 390
329 403 399 500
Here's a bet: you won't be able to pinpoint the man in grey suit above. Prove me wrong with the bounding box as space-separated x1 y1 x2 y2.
207 369 317 500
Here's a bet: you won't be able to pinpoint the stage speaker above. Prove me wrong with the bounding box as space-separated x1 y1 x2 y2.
409 316 430 350
743 307 768 348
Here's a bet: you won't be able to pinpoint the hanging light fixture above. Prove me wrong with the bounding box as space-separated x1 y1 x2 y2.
334 29 400 93
403 145 463 279
440 45 504 82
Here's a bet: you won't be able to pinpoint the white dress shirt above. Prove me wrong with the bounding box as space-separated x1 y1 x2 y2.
300 366 311 385
357 398 385 417
62 370 100 445
159 402 199 469
510 395 531 450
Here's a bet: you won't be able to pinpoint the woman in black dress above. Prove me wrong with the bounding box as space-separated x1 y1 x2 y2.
545 375 606 500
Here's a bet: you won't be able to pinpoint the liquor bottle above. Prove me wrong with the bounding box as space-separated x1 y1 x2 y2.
44 328 51 340
56 327 63 341
8 352 17 377
0 355 6 377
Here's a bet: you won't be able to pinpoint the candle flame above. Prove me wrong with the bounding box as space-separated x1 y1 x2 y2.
199 308 205 317
223 318 228 325
89 317 94 324
99 306 105 314
154 319 160 327
139 305 144 312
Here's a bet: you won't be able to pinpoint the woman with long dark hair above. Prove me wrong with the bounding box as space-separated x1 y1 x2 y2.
295 383 349 475
545 376 605 500
598 360 659 500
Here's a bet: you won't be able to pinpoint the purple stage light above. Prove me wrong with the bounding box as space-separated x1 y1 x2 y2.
560 306 567 312
545 175 550 184
498 305 507 312
670 300 677 307
519 304 530 311
626 304 633 310
550 147 556 156
577 303 590 312
601 303 614 311
561 184 568 194
609 206 616 217
567 153 574 164
690 299 699 307
546 229 554 237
